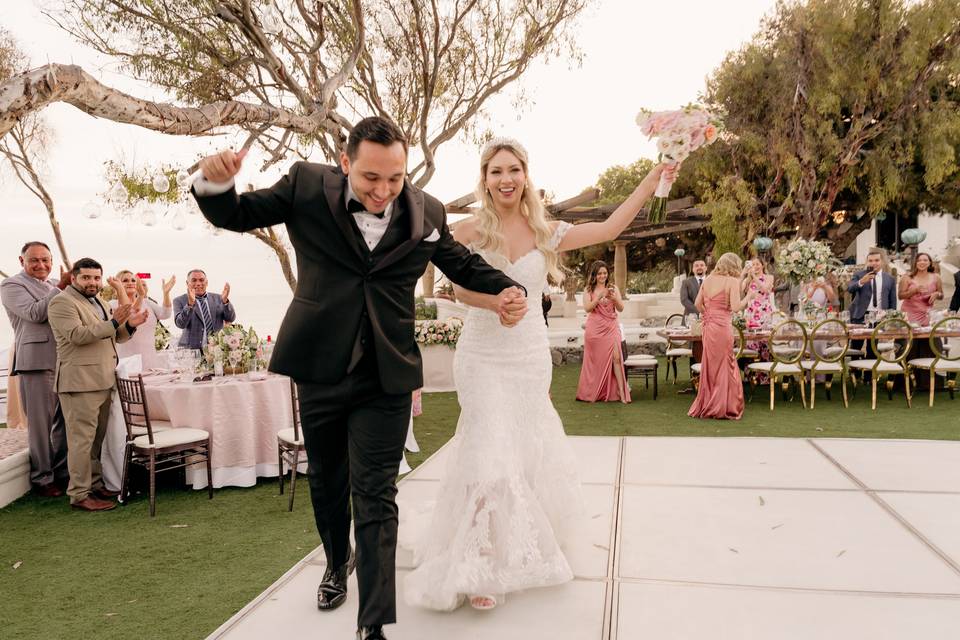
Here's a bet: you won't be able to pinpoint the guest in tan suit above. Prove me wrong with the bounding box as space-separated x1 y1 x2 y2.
47 258 148 512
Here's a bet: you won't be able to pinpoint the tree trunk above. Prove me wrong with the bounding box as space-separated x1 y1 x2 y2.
0 64 324 139
421 263 436 298
826 211 874 258
249 229 297 292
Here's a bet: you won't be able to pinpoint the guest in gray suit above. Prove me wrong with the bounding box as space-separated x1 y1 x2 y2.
172 269 236 349
1 242 70 496
680 259 707 316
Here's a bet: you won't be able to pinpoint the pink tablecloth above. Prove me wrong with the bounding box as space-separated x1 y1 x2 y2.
141 372 294 489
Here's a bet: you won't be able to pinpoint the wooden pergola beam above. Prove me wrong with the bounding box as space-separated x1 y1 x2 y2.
619 221 710 240
547 188 600 213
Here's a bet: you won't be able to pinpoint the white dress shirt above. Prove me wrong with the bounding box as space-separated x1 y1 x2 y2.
866 270 884 312
192 173 394 251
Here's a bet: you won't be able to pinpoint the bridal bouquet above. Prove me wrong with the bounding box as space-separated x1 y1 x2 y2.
776 239 840 285
203 324 266 374
635 105 722 223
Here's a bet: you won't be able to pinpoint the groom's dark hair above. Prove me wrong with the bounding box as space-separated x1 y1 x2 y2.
347 117 407 160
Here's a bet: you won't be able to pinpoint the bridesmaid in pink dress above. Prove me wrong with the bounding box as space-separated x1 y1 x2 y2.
577 261 630 403
689 253 757 420
898 252 943 325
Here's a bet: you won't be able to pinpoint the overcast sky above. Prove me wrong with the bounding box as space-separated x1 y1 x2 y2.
0 0 779 338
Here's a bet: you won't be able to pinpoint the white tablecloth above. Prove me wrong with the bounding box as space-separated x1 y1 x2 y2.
102 359 295 490
421 344 456 392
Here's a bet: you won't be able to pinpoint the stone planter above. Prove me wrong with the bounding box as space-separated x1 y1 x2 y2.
421 343 456 392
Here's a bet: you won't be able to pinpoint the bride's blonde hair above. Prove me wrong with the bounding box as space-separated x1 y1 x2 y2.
471 138 564 283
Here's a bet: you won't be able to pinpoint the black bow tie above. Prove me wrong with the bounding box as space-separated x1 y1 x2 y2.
347 198 385 218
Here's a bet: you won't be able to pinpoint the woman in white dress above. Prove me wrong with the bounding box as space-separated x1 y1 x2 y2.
403 138 672 611
109 271 176 369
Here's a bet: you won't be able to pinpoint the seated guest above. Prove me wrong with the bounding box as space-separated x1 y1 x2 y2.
110 271 176 368
173 269 235 349
1 241 71 497
847 249 897 324
899 253 943 326
680 259 707 316
577 261 630 403
47 258 148 511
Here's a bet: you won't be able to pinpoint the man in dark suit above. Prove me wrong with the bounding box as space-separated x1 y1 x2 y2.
1 241 71 496
950 270 960 312
192 117 526 640
847 249 898 324
172 269 235 348
679 259 707 316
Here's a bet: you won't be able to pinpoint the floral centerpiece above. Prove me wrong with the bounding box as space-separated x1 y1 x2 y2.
154 322 171 352
635 105 722 223
775 239 841 285
203 324 266 374
415 318 463 348
731 312 747 331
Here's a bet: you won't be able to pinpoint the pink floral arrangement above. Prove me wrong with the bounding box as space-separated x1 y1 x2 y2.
635 105 722 223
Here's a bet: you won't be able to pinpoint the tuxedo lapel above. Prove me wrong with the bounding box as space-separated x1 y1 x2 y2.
370 183 424 275
323 170 367 263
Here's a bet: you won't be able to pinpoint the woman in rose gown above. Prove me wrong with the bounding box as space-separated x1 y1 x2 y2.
689 253 757 420
576 260 630 403
899 252 943 326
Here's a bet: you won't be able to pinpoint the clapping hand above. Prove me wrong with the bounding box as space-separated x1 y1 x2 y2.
113 303 133 325
496 287 527 327
162 275 176 296
135 279 148 309
186 282 196 307
221 282 231 304
107 276 131 305
127 308 149 328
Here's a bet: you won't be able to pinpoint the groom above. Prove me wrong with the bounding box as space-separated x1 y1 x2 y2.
193 117 527 640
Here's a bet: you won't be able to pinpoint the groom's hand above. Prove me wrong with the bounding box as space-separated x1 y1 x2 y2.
496 287 527 327
199 148 248 183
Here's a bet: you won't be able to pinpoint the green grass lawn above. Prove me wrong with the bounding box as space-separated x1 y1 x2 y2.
1 361 956 639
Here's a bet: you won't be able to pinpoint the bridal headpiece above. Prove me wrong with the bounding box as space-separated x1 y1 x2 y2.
481 136 528 160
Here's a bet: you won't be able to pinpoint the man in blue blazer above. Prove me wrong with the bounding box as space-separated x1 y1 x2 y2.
172 269 235 348
847 249 897 324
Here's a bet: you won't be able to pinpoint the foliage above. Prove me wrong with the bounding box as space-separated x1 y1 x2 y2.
699 0 960 248
102 160 185 209
415 296 438 320
415 318 463 347
594 158 657 205
626 262 676 294
699 174 755 256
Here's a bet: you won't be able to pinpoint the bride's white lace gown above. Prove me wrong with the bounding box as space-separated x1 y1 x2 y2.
404 222 585 611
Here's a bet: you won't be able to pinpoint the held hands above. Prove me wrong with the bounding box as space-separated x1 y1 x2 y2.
221 282 231 304
496 286 527 327
199 148 249 183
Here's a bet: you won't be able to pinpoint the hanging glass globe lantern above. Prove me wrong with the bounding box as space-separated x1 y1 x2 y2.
152 174 171 194
81 201 101 219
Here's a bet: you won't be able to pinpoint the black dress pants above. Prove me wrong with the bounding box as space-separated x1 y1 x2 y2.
296 354 412 627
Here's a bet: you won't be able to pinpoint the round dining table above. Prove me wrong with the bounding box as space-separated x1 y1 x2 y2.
102 365 296 491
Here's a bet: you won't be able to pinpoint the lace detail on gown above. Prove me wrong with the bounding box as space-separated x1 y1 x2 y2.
402 221 584 611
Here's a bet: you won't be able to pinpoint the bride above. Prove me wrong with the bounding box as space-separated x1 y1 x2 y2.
403 138 672 611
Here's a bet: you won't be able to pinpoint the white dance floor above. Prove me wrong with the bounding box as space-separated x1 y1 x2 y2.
208 436 960 639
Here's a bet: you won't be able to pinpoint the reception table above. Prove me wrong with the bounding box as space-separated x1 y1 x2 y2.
102 363 295 491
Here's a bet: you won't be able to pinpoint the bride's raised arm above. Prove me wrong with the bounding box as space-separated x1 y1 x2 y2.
555 163 676 252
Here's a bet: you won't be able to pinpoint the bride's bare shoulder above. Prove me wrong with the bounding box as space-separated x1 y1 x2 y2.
452 216 479 245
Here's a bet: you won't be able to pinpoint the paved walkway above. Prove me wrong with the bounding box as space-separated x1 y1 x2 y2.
208 436 960 639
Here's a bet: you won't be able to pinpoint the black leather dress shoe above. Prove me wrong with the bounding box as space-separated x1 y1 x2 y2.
317 549 355 611
356 626 387 640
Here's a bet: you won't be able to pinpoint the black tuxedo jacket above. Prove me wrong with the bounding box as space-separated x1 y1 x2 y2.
193 162 520 394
